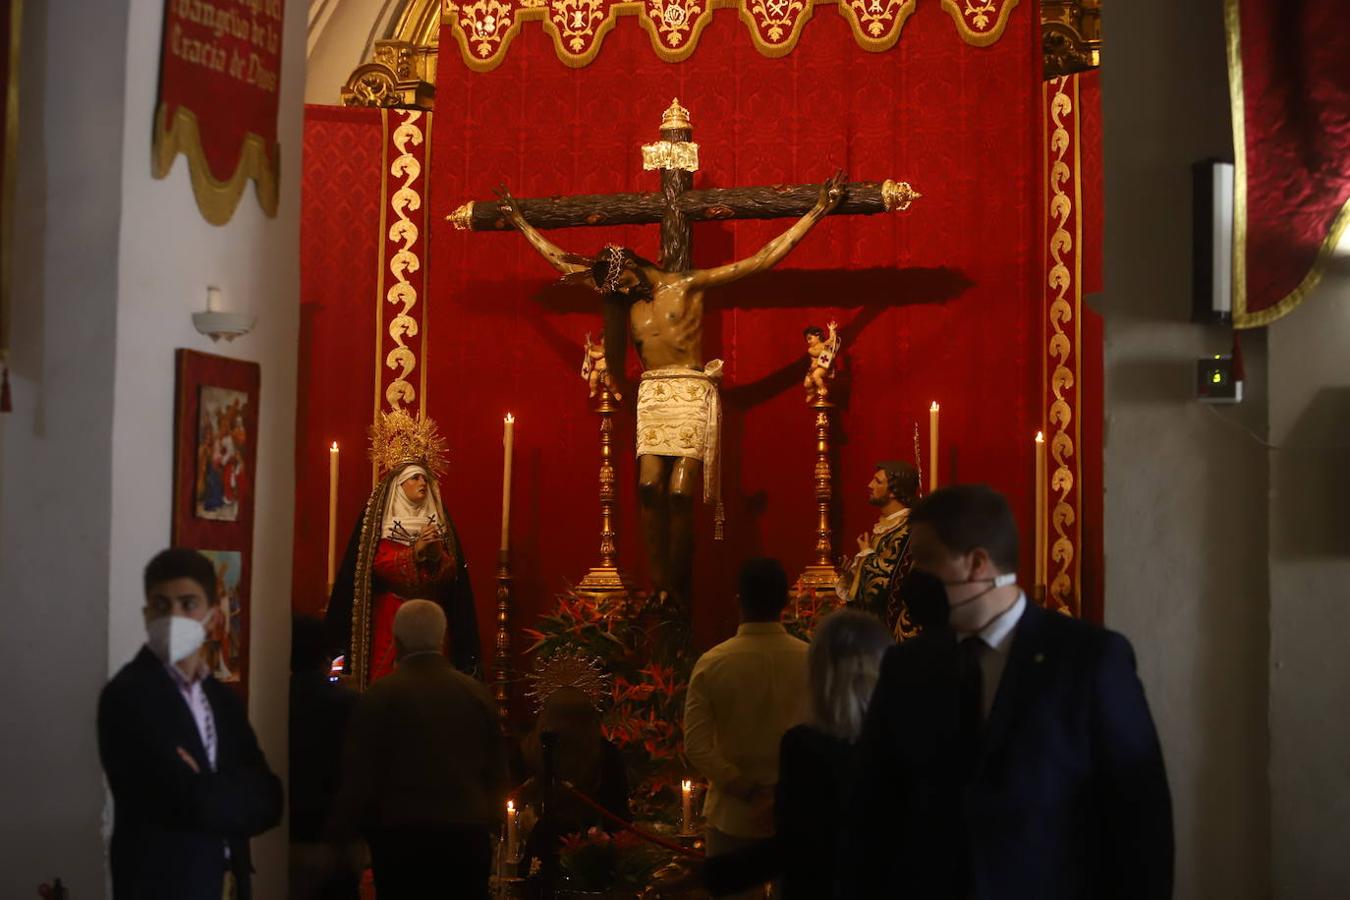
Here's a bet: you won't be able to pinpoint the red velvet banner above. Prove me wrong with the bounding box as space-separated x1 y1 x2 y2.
296 3 1105 655
153 0 284 224
439 0 1018 71
1226 0 1350 328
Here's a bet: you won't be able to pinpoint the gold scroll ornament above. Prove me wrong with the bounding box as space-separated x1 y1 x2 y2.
1043 75 1080 616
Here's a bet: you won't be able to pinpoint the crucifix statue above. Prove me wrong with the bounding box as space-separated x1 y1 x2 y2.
448 99 919 611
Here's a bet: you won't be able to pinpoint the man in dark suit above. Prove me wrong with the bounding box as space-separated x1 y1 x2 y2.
289 615 360 900
846 485 1173 900
98 548 283 900
332 598 508 900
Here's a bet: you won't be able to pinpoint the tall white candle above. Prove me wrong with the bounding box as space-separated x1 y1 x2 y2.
506 799 518 860
1035 431 1046 590
929 402 940 492
681 779 693 834
328 442 339 589
500 414 515 552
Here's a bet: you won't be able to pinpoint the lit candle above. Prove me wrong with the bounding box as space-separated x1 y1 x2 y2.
501 414 515 553
1035 431 1046 591
327 442 339 590
506 799 518 860
929 402 940 492
681 779 693 834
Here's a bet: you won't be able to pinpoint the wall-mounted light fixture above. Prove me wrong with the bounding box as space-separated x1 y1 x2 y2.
192 286 255 342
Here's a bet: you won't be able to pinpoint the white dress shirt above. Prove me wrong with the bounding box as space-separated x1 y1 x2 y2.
965 592 1026 720
164 659 218 770
682 622 809 838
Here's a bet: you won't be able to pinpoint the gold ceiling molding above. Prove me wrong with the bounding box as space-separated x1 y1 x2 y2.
341 0 441 108
1041 0 1100 79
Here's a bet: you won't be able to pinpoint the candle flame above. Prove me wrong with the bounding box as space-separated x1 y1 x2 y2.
1035 431 1044 442
507 800 515 813
505 413 515 423
330 441 338 451
930 401 939 411
682 780 692 792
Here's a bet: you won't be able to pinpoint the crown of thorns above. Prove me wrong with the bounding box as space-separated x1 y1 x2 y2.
598 244 629 293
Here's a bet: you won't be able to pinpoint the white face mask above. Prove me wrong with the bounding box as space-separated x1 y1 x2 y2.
147 615 207 665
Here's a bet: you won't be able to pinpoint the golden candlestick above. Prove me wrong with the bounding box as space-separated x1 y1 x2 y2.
577 387 634 597
793 396 842 600
492 550 516 735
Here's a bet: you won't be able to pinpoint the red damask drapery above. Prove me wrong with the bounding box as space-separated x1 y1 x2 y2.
1225 0 1350 328
296 4 1103 654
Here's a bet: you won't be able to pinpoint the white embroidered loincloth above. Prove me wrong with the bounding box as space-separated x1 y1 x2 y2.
636 361 724 508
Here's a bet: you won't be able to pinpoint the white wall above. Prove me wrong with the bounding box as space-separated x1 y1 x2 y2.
0 0 304 896
0 0 129 893
1100 1 1272 897
1266 249 1350 898
102 0 307 896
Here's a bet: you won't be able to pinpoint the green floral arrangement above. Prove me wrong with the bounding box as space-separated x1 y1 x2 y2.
557 827 673 893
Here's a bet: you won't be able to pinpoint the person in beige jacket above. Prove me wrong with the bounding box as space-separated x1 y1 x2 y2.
683 558 809 900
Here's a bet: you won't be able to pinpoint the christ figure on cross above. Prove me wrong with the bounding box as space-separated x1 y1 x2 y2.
497 173 846 608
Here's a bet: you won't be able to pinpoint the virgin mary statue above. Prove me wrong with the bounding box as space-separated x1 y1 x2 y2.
325 411 480 686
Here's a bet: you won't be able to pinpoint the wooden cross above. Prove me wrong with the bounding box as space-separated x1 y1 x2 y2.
446 98 920 272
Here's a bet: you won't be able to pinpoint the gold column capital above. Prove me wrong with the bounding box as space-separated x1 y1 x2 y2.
1042 0 1102 79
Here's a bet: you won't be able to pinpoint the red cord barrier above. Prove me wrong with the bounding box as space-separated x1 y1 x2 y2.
559 781 705 860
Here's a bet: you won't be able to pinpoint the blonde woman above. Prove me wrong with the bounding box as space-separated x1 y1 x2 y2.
701 609 893 899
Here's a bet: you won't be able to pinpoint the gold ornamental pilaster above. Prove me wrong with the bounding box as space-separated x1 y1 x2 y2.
1041 74 1082 616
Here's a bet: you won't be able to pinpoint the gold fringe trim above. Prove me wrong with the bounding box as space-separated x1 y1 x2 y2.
442 0 963 73
1225 0 1350 329
152 103 279 226
939 0 1019 48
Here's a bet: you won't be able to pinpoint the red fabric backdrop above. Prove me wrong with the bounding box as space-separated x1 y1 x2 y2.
294 105 384 615
296 6 1091 655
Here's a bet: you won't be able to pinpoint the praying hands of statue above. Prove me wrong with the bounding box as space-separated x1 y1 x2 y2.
413 522 444 559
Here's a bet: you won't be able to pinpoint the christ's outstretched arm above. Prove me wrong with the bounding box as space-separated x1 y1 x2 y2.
690 171 847 289
496 186 590 276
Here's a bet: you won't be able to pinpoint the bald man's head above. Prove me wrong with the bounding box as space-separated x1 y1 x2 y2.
393 599 447 657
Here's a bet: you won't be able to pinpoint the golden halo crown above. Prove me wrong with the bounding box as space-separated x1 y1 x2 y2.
661 98 691 131
526 650 612 713
369 409 449 477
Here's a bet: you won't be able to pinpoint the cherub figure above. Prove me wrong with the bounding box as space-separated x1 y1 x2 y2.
803 321 842 402
581 332 623 401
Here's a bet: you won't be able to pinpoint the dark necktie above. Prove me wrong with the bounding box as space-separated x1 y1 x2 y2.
957 636 986 778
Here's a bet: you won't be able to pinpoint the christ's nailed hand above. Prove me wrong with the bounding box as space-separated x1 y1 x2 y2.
820 170 847 210
494 185 520 221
